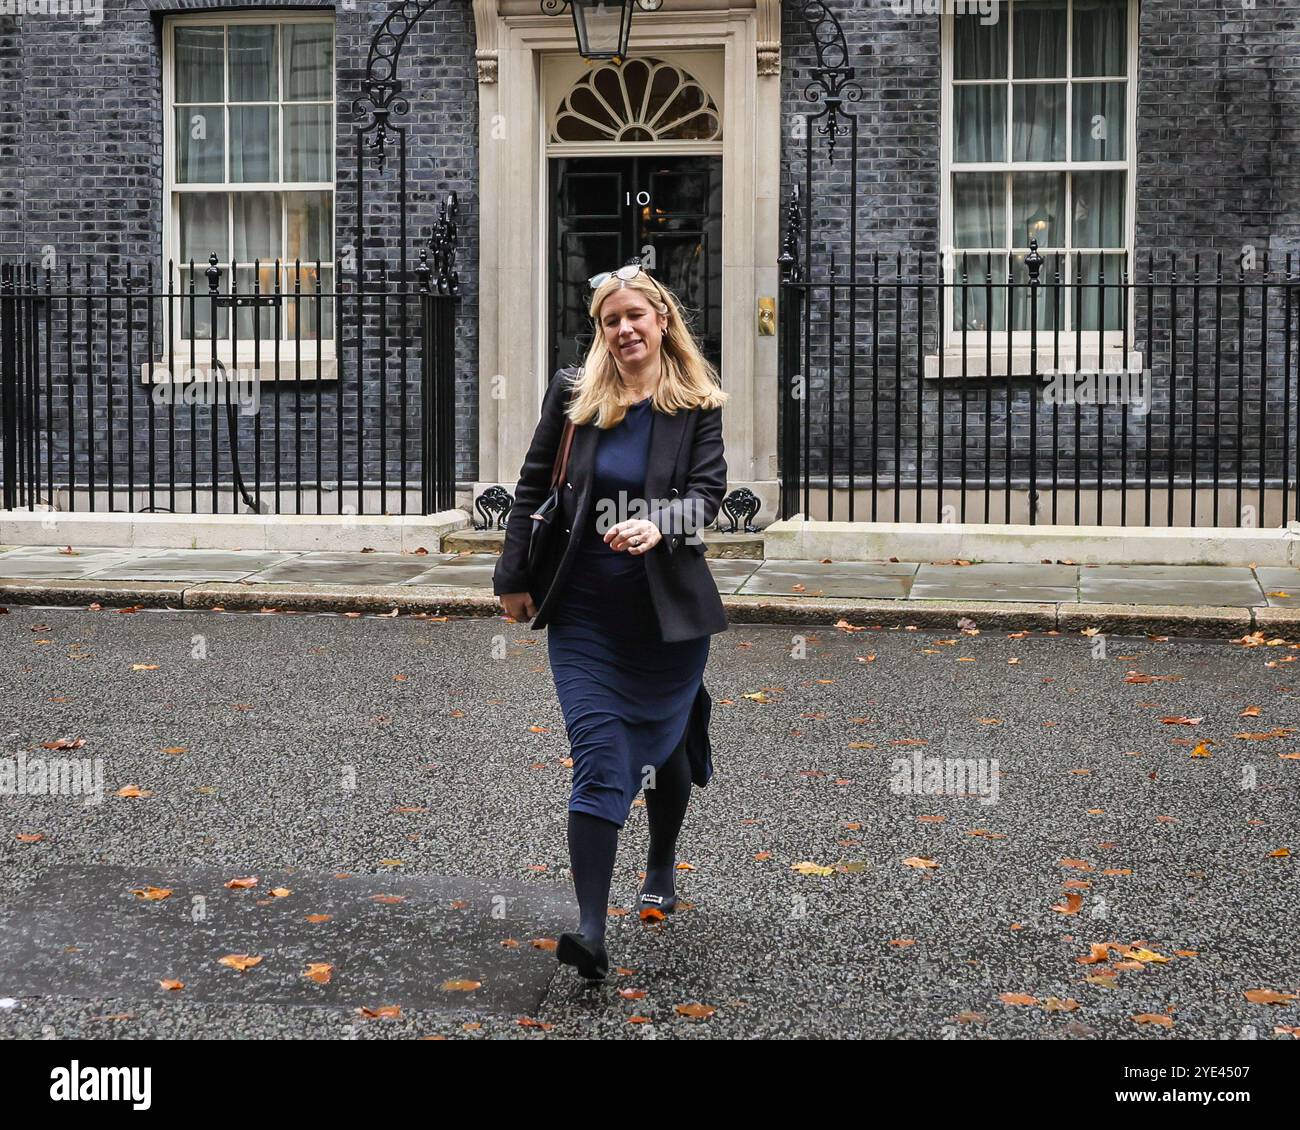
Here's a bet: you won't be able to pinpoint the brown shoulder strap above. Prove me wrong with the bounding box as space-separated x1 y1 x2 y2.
550 418 576 488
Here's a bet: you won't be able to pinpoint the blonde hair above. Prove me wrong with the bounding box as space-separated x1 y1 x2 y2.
564 270 728 429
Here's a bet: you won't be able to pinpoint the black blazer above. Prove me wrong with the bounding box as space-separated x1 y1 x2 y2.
492 368 730 644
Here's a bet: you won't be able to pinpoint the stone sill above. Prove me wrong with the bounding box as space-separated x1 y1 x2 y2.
924 347 1143 380
141 350 337 383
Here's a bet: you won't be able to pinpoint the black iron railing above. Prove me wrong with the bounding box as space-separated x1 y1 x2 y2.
0 251 458 516
778 239 1300 528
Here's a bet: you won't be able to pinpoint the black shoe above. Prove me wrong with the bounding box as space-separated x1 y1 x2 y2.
557 932 609 981
637 888 677 921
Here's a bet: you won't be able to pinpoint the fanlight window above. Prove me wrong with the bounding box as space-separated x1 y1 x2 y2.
552 57 721 143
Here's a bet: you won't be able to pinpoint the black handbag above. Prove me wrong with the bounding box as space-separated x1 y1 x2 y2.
525 414 576 578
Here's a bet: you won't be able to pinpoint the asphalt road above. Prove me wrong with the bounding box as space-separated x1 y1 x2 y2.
1 605 1297 1039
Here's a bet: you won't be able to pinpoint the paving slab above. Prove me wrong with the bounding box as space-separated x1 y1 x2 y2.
738 568 914 599
0 864 571 1014
910 563 1078 603
0 545 145 579
246 551 451 586
1078 564 1265 607
86 549 302 582
705 559 764 593
408 556 499 585
1253 567 1300 608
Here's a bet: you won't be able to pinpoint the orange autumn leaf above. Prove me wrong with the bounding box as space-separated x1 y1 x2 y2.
1042 997 1080 1012
116 785 154 798
305 914 331 924
270 887 292 898
1159 716 1202 725
357 1005 402 1019
902 856 939 869
131 886 172 901
999 992 1039 1006
627 1016 653 1025
1132 1013 1174 1028
224 877 258 889
218 954 263 972
531 938 558 952
517 1017 554 1030
1240 705 1262 717
1268 848 1291 858
1051 892 1084 915
158 979 184 991
372 894 405 904
440 979 482 992
675 1003 716 1019
304 963 333 984
16 833 45 843
619 988 648 1000
1060 858 1095 871
1076 943 1114 965
1243 988 1298 1005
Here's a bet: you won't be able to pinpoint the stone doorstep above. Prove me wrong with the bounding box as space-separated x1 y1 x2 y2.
0 509 470 553
442 528 764 559
0 580 1290 641
765 518 1300 568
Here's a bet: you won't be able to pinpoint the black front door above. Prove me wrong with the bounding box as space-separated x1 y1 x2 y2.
549 154 722 381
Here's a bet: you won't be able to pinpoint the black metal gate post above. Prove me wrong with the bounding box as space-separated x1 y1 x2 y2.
0 264 18 510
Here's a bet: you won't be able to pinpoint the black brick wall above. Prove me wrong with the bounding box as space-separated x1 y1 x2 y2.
779 0 1300 510
0 0 478 504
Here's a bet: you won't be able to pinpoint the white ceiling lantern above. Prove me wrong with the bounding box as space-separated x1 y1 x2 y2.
551 56 722 143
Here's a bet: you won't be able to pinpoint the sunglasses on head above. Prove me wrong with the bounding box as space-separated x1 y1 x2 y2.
588 261 671 316
587 262 645 290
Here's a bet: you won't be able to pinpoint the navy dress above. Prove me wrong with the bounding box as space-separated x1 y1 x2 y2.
546 395 711 828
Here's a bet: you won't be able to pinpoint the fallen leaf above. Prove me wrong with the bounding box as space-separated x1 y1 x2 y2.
674 1003 715 1019
357 1005 402 1019
999 992 1039 1006
791 861 834 876
902 856 939 869
1244 988 1299 1005
304 963 333 984
218 954 263 972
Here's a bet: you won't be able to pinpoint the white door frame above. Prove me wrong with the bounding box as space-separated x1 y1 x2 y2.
475 2 782 516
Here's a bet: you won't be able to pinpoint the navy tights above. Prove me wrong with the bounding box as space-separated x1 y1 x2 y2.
567 738 692 943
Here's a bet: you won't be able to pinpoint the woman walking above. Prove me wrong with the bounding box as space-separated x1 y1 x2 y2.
493 263 730 981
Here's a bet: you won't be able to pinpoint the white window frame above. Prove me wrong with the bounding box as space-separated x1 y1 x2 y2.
937 0 1139 368
156 10 336 378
